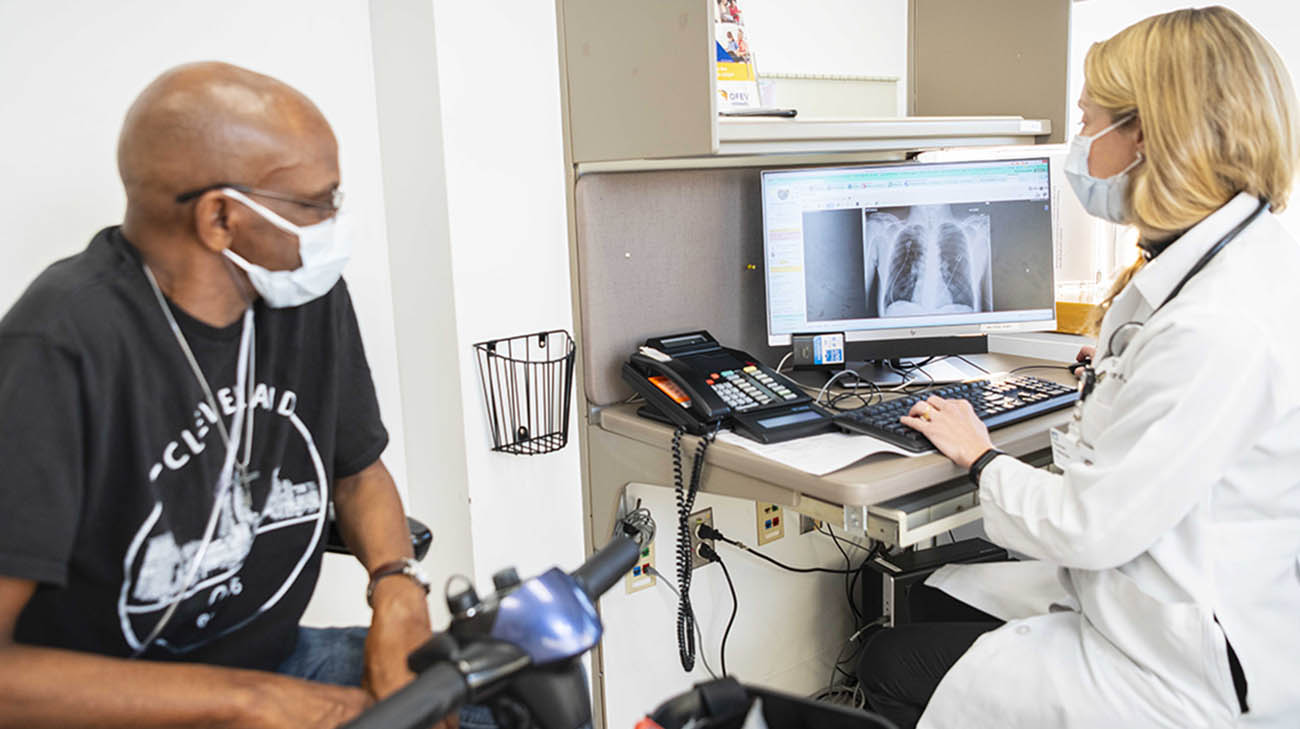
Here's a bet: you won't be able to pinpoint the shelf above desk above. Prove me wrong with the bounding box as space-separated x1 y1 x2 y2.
716 115 1051 156
575 117 1053 174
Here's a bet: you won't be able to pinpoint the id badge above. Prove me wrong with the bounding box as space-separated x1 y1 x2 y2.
1050 423 1094 469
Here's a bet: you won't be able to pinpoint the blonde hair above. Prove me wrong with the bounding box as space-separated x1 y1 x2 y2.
1085 6 1300 331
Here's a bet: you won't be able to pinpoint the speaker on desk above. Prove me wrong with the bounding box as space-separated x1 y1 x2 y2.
860 538 1007 627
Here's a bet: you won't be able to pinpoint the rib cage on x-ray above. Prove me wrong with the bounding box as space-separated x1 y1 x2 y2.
864 205 992 316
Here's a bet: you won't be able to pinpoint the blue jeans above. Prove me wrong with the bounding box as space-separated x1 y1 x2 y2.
276 626 496 729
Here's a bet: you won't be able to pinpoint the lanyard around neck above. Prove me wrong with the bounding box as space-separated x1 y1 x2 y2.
133 264 257 656
142 265 256 473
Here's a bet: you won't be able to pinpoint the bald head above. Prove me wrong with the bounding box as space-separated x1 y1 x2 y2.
118 62 336 231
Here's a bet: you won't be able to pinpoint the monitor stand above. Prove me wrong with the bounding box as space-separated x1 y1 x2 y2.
845 335 990 386
849 360 907 387
823 356 986 388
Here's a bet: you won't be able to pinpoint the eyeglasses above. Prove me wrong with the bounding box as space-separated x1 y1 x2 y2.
175 183 343 213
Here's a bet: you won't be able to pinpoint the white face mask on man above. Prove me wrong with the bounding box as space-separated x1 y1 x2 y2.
221 187 352 308
1064 113 1143 224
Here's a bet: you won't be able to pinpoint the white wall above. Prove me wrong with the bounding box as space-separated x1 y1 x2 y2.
427 0 587 589
0 0 410 628
365 0 478 630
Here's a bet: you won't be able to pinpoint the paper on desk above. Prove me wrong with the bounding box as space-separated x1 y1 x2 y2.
715 429 923 476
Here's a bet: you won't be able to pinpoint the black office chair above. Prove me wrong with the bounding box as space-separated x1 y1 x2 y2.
324 516 433 562
647 677 897 729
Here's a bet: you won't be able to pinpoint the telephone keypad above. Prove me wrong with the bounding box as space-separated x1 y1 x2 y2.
709 367 799 411
755 371 798 400
711 380 757 411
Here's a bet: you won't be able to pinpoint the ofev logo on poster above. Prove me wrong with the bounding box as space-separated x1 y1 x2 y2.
714 0 760 111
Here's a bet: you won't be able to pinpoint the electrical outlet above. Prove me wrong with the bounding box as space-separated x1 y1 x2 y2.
625 538 656 594
756 502 785 545
798 513 823 535
688 508 714 570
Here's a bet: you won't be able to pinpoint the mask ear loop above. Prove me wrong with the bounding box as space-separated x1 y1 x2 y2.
1105 114 1141 177
1078 113 1142 180
221 187 304 237
1091 112 1137 141
1115 151 1144 177
219 187 300 303
221 187 342 273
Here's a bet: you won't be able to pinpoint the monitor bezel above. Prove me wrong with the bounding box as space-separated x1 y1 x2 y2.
760 157 1058 348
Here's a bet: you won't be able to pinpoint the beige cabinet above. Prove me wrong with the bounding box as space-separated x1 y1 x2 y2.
557 0 1070 165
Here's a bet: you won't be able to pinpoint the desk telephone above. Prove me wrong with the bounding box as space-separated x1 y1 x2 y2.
622 331 835 443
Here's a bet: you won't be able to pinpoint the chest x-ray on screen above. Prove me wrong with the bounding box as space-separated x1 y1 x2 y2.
864 204 992 317
800 204 994 321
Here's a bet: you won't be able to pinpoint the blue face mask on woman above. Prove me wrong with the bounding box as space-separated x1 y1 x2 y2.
1064 113 1143 224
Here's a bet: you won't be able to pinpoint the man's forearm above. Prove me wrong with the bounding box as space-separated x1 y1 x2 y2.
332 459 434 702
332 459 414 573
0 643 359 729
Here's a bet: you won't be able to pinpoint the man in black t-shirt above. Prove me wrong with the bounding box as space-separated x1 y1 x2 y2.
0 63 460 728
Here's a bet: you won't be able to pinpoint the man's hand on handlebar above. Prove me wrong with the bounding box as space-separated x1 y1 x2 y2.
365 577 459 729
340 534 644 729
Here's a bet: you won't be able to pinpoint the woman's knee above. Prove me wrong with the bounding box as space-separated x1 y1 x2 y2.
857 622 1000 704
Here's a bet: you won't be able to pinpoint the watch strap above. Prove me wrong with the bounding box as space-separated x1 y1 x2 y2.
969 448 1007 486
367 558 430 607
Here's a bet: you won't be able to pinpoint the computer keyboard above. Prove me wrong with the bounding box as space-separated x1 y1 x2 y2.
833 374 1079 453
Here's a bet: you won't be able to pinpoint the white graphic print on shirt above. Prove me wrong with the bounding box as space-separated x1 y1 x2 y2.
117 383 326 654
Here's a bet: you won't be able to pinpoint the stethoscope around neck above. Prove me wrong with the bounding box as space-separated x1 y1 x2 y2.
1072 197 1270 402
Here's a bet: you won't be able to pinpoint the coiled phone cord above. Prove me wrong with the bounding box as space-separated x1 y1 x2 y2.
672 424 718 672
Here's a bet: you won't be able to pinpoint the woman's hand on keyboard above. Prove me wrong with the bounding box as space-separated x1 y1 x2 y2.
899 395 994 469
1077 344 1096 363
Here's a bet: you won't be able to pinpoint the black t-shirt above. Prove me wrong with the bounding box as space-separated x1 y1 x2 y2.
0 226 388 670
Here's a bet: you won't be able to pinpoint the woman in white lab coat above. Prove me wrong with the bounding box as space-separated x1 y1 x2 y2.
856 7 1300 729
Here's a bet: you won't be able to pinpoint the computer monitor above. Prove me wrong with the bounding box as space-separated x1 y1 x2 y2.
760 158 1056 356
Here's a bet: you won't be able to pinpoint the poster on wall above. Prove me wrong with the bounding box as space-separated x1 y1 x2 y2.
714 0 760 110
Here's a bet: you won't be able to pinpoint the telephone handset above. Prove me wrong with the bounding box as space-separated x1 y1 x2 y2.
621 331 835 444
625 353 730 425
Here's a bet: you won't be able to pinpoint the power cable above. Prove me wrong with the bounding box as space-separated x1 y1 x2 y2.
697 543 738 677
697 524 858 575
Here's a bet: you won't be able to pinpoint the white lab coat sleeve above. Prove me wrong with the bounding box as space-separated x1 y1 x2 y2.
977 312 1275 570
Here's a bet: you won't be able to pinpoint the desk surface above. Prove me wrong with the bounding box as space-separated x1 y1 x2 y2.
595 353 1075 509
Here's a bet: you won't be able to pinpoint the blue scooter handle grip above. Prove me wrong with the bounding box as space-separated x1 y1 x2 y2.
570 534 641 601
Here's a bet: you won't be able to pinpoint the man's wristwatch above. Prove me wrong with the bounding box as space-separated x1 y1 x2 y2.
366 558 431 607
968 448 1007 486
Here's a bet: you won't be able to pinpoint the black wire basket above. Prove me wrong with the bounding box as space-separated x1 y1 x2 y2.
473 330 576 455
